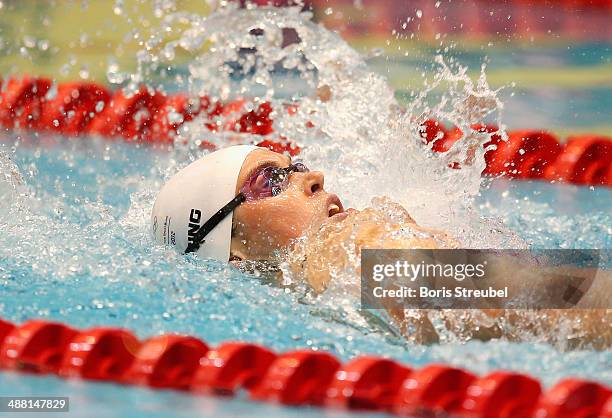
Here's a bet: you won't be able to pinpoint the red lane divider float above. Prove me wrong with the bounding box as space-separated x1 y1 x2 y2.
395 364 476 416
0 77 52 129
124 335 209 389
0 317 610 417
603 395 612 418
326 356 411 411
59 327 140 381
462 371 542 418
544 135 612 186
250 350 341 405
0 320 78 374
0 76 299 155
0 319 16 349
38 82 111 135
1 76 611 186
193 342 276 395
535 379 611 418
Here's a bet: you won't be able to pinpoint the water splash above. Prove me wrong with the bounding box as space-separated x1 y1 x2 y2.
128 5 608 348
1 3 608 365
0 150 27 222
125 5 523 250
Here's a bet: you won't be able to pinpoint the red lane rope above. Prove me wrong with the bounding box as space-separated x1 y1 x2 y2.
1 76 610 187
420 120 612 187
0 317 610 416
0 76 298 154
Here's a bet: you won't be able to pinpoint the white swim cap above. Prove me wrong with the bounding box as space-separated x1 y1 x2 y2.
151 145 258 261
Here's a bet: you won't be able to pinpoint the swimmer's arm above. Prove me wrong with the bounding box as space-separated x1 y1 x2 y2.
440 263 610 348
386 308 440 344
389 256 611 348
473 255 610 310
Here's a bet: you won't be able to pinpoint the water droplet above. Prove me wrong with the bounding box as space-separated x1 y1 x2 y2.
113 0 124 15
79 66 90 80
37 39 50 51
23 36 36 49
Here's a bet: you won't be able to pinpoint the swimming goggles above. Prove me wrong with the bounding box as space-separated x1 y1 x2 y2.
185 161 309 254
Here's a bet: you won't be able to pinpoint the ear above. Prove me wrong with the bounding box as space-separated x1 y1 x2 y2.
229 247 247 261
229 232 249 261
230 215 246 260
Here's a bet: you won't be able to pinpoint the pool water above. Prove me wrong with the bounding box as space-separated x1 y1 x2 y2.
0 133 610 417
1 5 611 418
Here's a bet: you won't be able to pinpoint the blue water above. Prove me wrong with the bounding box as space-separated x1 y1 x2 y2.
0 132 610 417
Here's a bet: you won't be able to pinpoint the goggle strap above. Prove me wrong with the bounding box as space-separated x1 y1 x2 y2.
185 162 308 255
185 192 246 254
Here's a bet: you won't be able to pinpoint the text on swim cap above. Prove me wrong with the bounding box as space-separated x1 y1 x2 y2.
187 209 202 246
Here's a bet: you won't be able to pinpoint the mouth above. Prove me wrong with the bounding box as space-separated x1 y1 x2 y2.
326 194 345 218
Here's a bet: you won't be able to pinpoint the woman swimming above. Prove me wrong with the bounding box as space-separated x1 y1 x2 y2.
152 145 610 349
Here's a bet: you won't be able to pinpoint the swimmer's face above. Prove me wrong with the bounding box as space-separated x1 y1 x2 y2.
231 148 344 260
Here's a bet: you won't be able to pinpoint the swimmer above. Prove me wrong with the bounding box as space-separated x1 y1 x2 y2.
152 145 610 349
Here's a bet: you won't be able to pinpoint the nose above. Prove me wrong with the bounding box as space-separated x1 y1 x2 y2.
301 171 324 196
